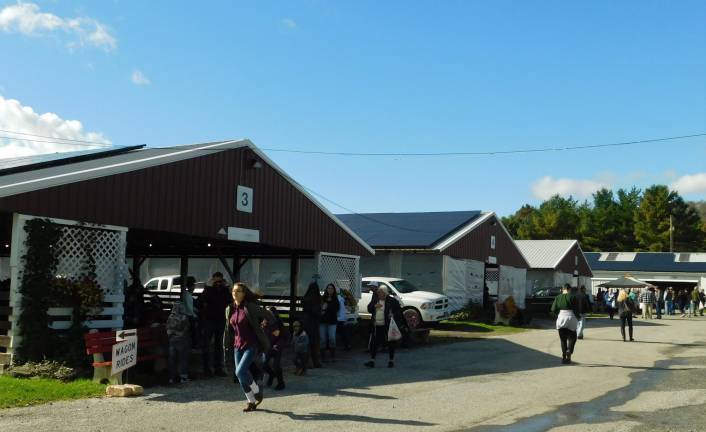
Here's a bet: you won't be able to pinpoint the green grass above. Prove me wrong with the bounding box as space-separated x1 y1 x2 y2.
0 376 106 409
436 320 530 334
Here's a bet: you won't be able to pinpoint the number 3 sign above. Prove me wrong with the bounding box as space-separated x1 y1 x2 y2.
236 185 253 213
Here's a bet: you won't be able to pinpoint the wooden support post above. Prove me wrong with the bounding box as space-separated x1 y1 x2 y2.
217 252 235 283
179 255 188 298
233 255 241 281
289 254 298 327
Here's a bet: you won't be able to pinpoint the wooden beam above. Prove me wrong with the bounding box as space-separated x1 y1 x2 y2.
289 254 298 327
0 336 10 348
216 252 235 283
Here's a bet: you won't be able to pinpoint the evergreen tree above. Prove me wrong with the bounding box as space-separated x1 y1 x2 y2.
634 185 673 251
531 195 580 240
502 204 538 239
614 187 641 251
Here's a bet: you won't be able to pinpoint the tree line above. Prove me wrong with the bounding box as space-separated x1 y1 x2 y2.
502 185 706 252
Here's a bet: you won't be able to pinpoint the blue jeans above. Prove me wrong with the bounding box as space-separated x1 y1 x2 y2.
234 346 257 394
666 300 674 315
319 323 337 349
169 338 190 379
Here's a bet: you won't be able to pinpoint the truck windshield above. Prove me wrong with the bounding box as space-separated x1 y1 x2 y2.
389 280 419 293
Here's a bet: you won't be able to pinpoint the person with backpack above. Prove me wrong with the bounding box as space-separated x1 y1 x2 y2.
364 285 408 368
166 302 191 384
617 289 636 342
550 284 580 364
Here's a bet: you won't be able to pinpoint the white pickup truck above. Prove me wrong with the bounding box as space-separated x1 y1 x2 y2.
143 275 205 306
359 277 450 327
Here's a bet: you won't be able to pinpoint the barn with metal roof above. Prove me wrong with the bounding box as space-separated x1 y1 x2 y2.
515 240 593 295
336 211 529 311
586 252 706 292
0 140 372 366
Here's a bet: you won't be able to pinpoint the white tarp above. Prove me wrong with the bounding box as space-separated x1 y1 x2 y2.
443 257 484 311
499 265 527 309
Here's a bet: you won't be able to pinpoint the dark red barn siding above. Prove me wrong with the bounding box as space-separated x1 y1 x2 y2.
442 214 528 268
556 243 593 276
0 147 370 256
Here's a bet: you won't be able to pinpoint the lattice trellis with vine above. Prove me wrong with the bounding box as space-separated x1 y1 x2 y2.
54 224 127 296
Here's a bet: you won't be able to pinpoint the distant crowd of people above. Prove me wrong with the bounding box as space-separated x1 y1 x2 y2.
551 283 704 365
596 286 705 320
153 272 408 412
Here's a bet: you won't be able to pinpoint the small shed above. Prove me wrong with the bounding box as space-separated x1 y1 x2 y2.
0 140 373 366
515 240 593 295
337 211 529 310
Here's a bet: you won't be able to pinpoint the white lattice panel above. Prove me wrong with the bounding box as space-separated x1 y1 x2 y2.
317 253 361 299
54 225 127 296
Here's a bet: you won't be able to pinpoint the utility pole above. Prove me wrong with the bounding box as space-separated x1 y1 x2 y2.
669 215 674 253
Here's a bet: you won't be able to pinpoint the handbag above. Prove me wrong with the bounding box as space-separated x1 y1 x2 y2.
387 317 402 342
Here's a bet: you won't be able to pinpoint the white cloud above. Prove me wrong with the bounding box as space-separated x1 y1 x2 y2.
281 18 297 29
531 176 611 200
0 2 117 51
131 70 150 86
0 95 111 159
671 173 706 196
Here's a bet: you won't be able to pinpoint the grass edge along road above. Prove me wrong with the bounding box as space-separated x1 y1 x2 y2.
436 320 530 334
0 376 106 409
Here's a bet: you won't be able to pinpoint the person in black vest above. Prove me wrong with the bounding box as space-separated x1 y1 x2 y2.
364 286 408 368
197 272 231 377
302 282 323 368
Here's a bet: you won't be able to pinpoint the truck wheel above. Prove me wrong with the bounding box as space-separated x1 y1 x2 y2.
403 308 422 330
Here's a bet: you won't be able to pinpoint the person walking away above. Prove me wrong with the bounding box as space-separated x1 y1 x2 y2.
292 321 310 376
606 289 617 320
337 289 353 351
665 287 674 316
655 287 664 319
550 284 580 364
302 282 323 368
181 276 199 347
364 285 408 368
690 287 699 318
225 283 273 412
677 289 687 317
617 289 636 342
166 302 191 384
197 273 231 377
261 308 288 390
639 288 654 319
699 289 705 316
320 283 340 362
576 285 591 340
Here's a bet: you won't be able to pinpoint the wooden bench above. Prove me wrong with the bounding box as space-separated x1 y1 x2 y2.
84 325 167 384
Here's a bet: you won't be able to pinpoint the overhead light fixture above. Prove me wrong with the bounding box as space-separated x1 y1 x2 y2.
207 243 212 247
148 243 153 248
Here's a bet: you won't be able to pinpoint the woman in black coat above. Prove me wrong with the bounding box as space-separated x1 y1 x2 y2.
302 282 323 368
364 286 408 368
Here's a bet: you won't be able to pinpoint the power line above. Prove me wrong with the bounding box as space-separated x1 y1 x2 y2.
0 135 113 148
258 133 706 157
0 129 115 146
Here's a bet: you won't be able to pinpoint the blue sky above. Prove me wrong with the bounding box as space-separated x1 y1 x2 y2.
1 0 705 216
